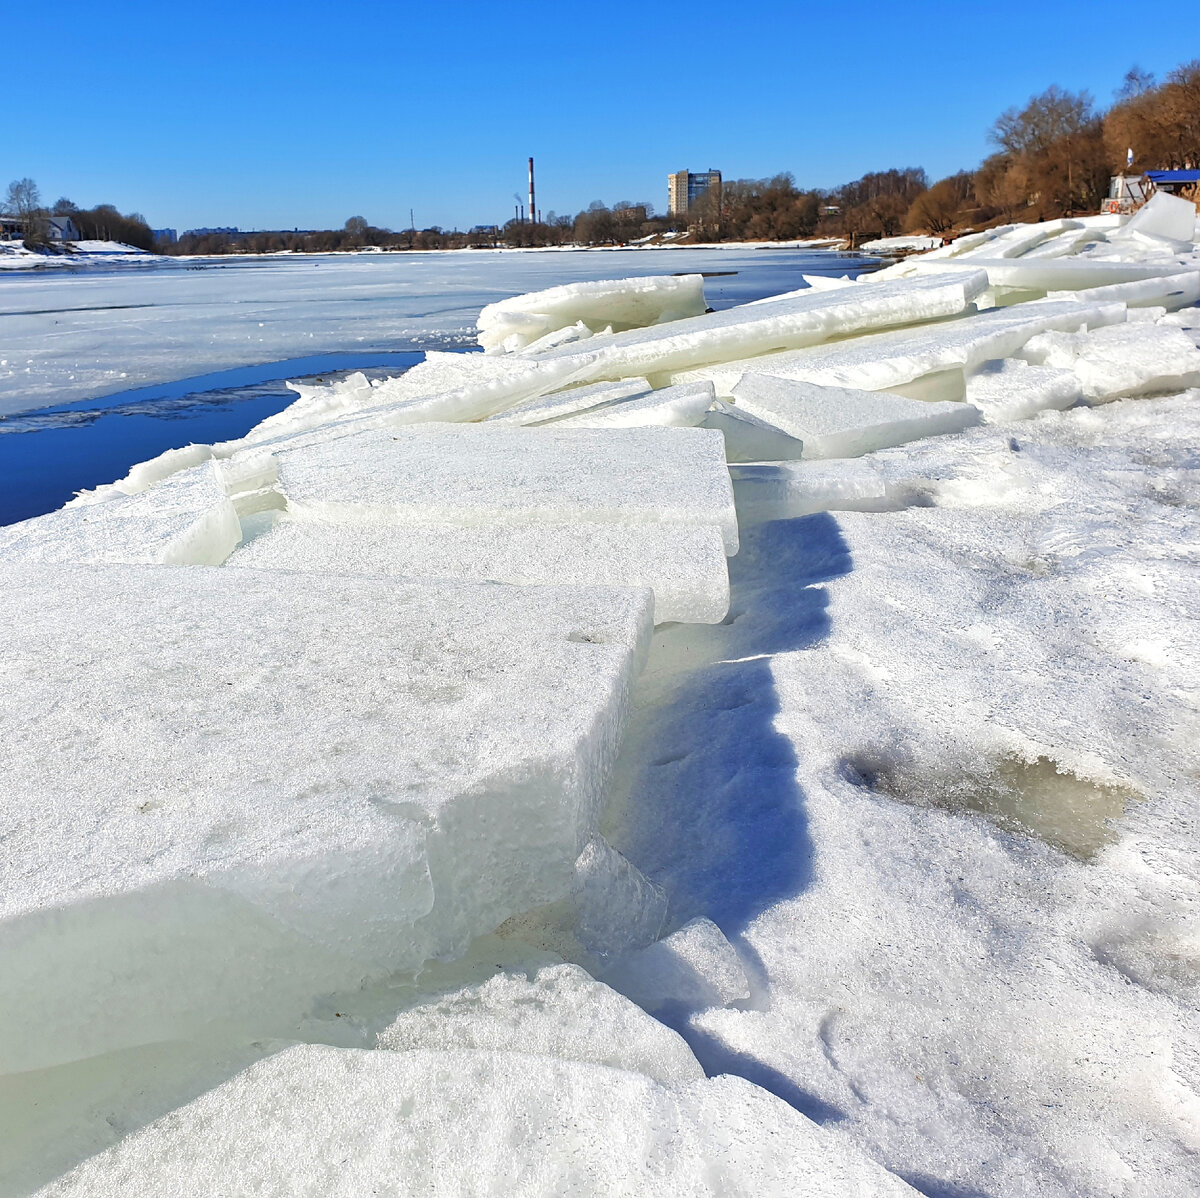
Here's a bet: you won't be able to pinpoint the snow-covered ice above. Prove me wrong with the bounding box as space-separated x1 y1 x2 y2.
271 423 740 554
0 565 651 1073
229 518 730 625
5 209 1200 1197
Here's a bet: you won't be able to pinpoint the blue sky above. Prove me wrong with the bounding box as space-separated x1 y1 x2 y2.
7 1 1196 232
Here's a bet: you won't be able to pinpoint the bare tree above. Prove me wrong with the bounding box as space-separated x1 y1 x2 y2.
4 177 49 243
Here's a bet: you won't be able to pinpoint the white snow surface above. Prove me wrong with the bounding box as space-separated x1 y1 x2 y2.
5 211 1200 1197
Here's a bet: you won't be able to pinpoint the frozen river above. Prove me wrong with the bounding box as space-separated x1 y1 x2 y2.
0 247 875 523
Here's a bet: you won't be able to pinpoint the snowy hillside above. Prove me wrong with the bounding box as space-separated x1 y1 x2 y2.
2 193 1199 1196
0 240 156 270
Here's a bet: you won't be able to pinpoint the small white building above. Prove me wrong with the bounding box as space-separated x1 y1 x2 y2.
47 216 81 240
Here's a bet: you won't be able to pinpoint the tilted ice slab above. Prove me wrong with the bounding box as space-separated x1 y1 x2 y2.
964 359 1083 423
245 351 595 445
0 564 652 1074
526 271 990 383
1046 270 1200 313
228 517 730 625
889 255 1194 298
274 424 740 554
730 374 980 459
547 381 714 428
701 401 808 463
484 377 651 424
37 1044 918 1197
477 273 708 354
729 458 899 523
1019 322 1200 402
672 299 1124 399
0 463 240 565
1111 191 1198 246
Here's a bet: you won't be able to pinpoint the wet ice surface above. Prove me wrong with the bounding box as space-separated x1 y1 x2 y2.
5 233 1200 1196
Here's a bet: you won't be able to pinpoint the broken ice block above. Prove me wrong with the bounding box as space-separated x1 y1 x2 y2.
671 299 1125 399
1019 323 1200 402
273 423 740 554
0 564 652 1073
547 381 714 428
227 517 731 625
965 360 1083 423
377 963 697 1085
528 272 990 383
484 377 652 424
731 374 980 459
701 401 807 463
1112 192 1198 246
0 463 241 566
603 917 751 1014
730 459 897 523
477 274 708 354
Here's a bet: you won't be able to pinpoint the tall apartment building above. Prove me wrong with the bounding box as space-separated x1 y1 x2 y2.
668 169 722 216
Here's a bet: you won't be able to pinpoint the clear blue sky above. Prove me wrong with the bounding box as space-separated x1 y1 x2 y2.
6 1 1196 233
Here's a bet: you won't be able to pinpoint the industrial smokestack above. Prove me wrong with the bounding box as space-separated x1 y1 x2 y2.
528 157 536 228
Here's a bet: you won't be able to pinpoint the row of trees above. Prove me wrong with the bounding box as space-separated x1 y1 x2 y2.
9 60 1196 257
2 179 157 251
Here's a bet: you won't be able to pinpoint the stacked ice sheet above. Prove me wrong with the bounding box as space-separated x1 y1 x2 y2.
0 564 652 1074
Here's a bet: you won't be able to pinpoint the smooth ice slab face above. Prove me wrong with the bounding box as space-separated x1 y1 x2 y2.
484 377 651 424
228 517 730 624
0 564 652 1074
965 359 1083 423
377 963 704 1087
38 1044 918 1198
1020 322 1200 402
1114 191 1198 245
0 463 241 566
527 271 990 383
670 299 1125 398
547 381 715 429
731 373 980 459
701 401 807 463
1046 270 1200 313
274 423 740 554
477 274 708 354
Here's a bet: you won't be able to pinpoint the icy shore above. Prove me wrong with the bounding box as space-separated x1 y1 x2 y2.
2 194 1200 1196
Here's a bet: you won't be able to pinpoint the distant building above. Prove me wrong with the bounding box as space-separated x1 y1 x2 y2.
1 215 79 240
668 169 721 216
153 228 178 244
184 227 240 238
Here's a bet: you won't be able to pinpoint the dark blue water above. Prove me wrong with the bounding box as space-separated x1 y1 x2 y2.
0 352 425 524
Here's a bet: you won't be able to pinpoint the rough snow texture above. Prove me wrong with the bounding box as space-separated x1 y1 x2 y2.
730 373 980 458
38 1044 916 1198
0 565 651 1073
228 517 730 625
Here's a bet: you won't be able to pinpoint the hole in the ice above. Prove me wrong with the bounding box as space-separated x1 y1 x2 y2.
843 750 1141 861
